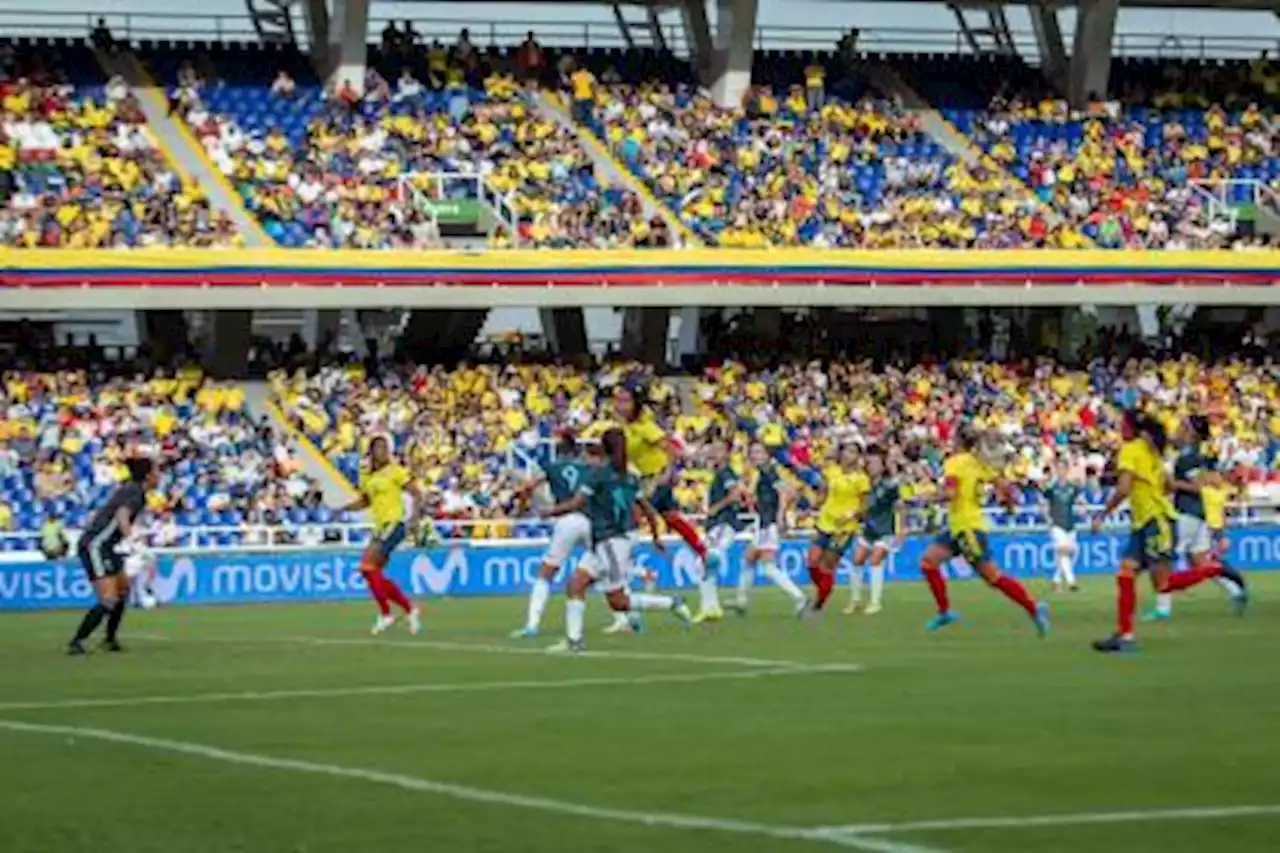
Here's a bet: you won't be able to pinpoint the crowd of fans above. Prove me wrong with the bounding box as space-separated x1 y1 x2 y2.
170 34 672 249
0 44 242 248
273 351 1280 540
0 367 323 550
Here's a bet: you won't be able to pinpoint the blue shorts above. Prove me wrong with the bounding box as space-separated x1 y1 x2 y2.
371 522 408 555
643 481 678 514
814 529 855 557
1123 517 1175 570
934 529 991 566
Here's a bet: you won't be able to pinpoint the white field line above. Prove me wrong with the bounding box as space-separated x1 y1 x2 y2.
0 719 944 853
818 803 1280 836
133 632 841 670
0 663 862 713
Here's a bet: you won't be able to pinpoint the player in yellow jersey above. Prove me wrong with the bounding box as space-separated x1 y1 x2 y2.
613 383 716 572
805 443 870 614
339 436 424 635
919 425 1051 635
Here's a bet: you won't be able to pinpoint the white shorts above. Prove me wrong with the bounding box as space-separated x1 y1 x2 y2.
752 522 780 553
582 536 632 593
858 533 895 554
544 512 591 569
708 523 737 555
1050 527 1078 553
1176 513 1212 556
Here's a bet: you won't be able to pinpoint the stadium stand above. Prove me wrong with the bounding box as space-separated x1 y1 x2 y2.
0 39 242 248
0 366 324 551
272 350 1280 539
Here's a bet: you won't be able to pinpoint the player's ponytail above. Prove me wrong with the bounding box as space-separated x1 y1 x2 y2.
125 456 154 483
556 428 578 458
600 427 628 474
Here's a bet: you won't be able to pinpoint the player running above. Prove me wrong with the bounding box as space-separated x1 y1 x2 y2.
547 427 692 653
1144 415 1247 622
68 456 158 655
805 443 870 614
614 383 717 573
731 440 803 615
695 437 745 623
918 426 1051 635
511 431 592 638
843 447 903 615
338 435 424 636
1042 462 1084 593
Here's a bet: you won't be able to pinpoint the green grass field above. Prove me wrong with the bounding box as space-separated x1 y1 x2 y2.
0 575 1277 853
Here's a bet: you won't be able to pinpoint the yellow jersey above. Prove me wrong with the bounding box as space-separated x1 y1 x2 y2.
362 462 412 532
624 414 671 478
1201 484 1230 530
816 466 870 534
1116 439 1175 529
943 452 996 533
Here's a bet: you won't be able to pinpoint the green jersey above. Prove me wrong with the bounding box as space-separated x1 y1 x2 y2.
1044 482 1081 531
708 467 742 530
545 458 591 504
581 463 639 544
862 478 900 540
754 463 783 525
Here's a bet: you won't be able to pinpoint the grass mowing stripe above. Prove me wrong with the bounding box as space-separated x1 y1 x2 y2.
819 804 1280 835
0 663 863 712
0 719 944 853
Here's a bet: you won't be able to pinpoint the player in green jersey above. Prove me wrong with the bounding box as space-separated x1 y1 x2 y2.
844 447 904 615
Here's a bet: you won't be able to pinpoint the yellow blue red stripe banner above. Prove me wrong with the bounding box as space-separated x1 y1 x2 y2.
1 248 1277 288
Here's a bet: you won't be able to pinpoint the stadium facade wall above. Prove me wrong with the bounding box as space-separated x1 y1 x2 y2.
4 527 1280 611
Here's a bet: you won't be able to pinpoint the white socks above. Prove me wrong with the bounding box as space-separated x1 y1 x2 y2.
850 562 886 608
630 591 675 611
1155 592 1173 615
849 564 863 604
737 562 754 607
1053 552 1077 588
526 577 551 631
565 598 586 642
868 562 885 608
762 558 805 604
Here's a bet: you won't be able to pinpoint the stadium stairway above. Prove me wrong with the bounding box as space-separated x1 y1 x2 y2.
245 381 358 505
530 90 700 246
95 49 273 248
868 64 1078 236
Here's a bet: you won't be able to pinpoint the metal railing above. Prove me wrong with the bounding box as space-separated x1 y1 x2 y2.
400 171 520 244
2 9 1276 61
4 500 1276 559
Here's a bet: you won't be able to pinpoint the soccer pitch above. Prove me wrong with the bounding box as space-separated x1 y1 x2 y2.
0 577 1277 853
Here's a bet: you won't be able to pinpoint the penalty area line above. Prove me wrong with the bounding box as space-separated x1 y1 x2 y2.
0 663 862 712
816 803 1280 836
0 719 944 853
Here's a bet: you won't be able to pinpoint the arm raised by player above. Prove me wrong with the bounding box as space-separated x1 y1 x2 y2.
776 483 795 537
636 495 666 554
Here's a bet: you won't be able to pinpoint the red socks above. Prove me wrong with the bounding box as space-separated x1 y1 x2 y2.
380 576 415 614
1117 574 1136 636
363 570 391 616
1163 564 1223 593
809 563 834 608
993 575 1038 618
922 566 950 614
363 570 414 615
664 512 708 560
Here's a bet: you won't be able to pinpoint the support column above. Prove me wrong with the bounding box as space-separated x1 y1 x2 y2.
304 0 331 78
675 307 704 365
1029 6 1068 96
752 308 782 347
621 308 670 365
539 308 588 359
710 0 757 108
328 0 369 94
303 310 341 355
1068 0 1118 105
143 310 189 365
401 310 489 362
203 311 252 377
681 0 715 87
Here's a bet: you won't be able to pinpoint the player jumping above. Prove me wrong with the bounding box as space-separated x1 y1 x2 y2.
919 426 1051 635
844 446 903 615
338 435 424 635
547 427 692 653
511 431 592 638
